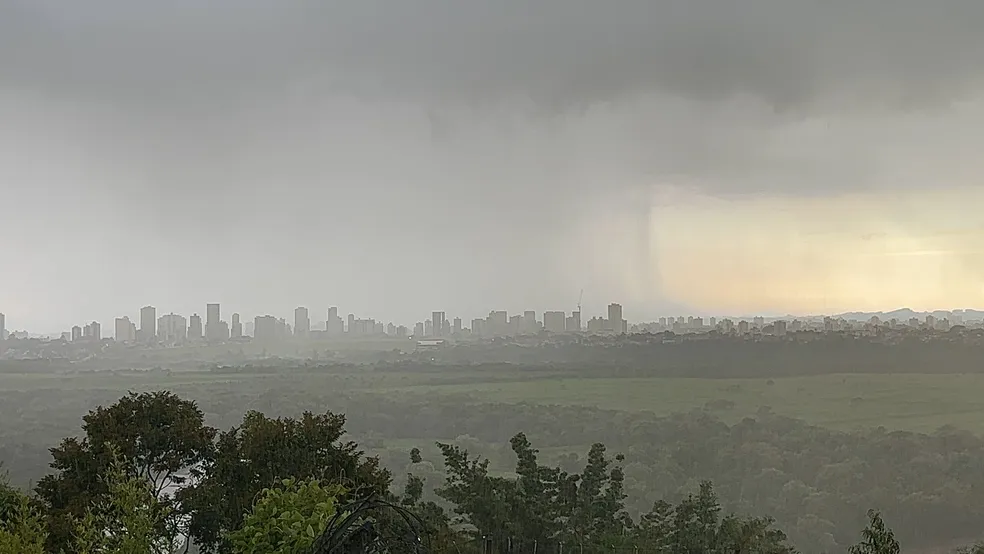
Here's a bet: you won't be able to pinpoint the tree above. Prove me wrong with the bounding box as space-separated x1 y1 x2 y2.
436 433 632 553
225 478 344 554
36 392 214 551
849 510 900 554
0 482 46 554
72 450 183 554
179 409 390 553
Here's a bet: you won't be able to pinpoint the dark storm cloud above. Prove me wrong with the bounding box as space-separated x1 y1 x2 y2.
4 0 984 331
3 0 984 111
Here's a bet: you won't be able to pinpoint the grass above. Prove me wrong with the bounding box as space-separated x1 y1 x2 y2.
381 373 984 434
4 366 984 434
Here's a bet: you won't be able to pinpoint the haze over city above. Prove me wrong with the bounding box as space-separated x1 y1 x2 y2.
4 1 984 332
9 3 984 554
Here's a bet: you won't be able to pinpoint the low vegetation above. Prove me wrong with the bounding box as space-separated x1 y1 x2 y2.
0 389 977 553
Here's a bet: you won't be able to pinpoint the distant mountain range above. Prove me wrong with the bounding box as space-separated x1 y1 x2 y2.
830 308 984 321
718 308 984 323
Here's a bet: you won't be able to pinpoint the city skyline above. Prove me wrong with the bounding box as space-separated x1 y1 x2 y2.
3 301 984 340
7 4 984 341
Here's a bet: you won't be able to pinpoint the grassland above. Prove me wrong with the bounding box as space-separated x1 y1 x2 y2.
3 366 984 434
384 372 984 433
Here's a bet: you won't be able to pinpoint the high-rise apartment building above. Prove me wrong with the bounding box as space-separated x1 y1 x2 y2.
414 321 424 337
326 307 343 335
205 303 221 341
0 312 5 341
567 311 581 332
523 311 538 333
543 311 566 333
115 316 137 342
158 313 187 343
189 314 203 340
71 325 82 342
140 306 157 342
231 313 242 339
431 312 446 337
294 307 310 338
453 317 462 334
487 311 507 335
471 318 485 336
254 315 278 341
607 303 625 334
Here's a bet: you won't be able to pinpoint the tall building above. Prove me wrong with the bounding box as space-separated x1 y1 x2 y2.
88 321 101 341
115 316 136 342
326 307 343 335
206 303 221 341
0 312 5 341
189 314 203 340
471 318 485 336
254 315 278 341
543 311 566 333
231 313 243 339
567 311 581 332
487 311 507 335
158 313 187 343
453 317 462 334
140 306 157 342
607 303 625 334
347 314 355 334
523 311 538 333
294 307 310 338
431 312 446 337
414 321 424 337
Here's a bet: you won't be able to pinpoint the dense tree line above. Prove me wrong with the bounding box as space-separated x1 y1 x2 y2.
6 375 984 551
0 390 949 553
428 333 984 377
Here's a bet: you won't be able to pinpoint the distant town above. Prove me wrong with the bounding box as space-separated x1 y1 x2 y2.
1 303 983 355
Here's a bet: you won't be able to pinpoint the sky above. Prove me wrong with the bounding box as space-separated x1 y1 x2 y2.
3 1 984 333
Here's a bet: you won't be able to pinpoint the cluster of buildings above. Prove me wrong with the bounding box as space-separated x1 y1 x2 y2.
631 312 975 336
0 302 629 347
5 303 975 351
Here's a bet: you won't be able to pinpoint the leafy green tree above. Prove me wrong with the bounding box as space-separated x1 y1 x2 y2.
36 391 215 552
635 481 794 554
0 485 46 554
849 510 900 554
225 478 344 554
437 432 632 553
179 409 390 553
72 451 182 554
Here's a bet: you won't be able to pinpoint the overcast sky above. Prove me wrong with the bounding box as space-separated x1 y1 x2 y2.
3 0 984 333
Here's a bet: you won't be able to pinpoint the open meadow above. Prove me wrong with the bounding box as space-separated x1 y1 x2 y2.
4 365 984 433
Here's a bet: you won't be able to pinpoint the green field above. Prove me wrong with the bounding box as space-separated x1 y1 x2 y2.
4 368 984 434
377 373 984 434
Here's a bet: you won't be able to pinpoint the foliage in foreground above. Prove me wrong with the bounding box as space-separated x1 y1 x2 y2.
0 482 46 554
227 478 344 554
72 451 182 554
0 390 978 553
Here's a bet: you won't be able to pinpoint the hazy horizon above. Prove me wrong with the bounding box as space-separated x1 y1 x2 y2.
5 1 984 332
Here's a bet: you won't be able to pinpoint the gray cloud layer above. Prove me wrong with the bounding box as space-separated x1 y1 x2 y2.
5 1 984 112
3 1 984 330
